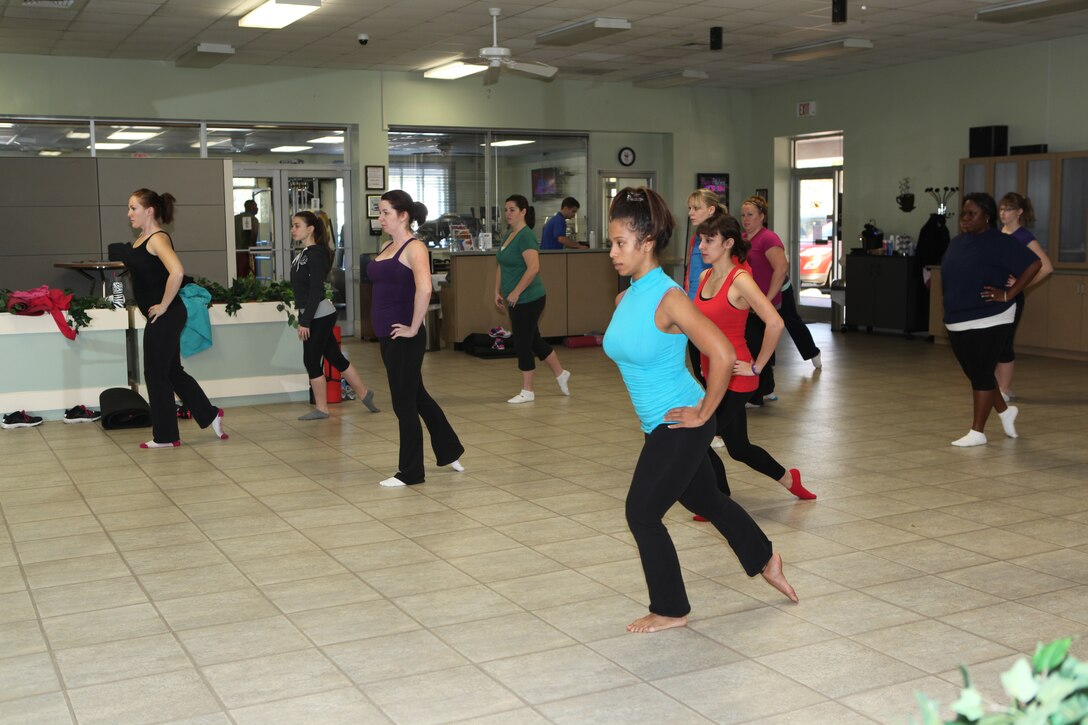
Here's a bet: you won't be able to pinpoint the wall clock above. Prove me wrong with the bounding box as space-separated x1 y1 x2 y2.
618 147 636 166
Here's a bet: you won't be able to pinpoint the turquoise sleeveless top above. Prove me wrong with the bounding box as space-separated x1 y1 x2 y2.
603 267 705 433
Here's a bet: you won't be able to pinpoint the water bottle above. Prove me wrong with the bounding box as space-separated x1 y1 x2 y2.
110 280 125 308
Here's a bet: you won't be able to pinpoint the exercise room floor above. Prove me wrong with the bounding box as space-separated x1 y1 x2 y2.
2 325 1087 724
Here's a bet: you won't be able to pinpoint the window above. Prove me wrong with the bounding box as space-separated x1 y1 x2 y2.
387 163 453 220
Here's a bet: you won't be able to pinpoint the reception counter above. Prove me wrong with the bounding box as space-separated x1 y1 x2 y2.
439 249 618 346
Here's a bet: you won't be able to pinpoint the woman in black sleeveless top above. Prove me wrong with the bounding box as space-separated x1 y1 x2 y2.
125 188 227 448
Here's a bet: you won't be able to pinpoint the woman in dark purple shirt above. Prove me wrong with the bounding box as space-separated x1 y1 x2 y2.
368 190 464 486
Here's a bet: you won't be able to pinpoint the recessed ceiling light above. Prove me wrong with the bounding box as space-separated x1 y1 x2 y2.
307 136 344 144
38 150 62 156
238 0 320 29
0 123 14 128
772 37 873 62
424 61 487 80
270 145 312 152
976 0 1088 22
65 131 90 139
536 17 631 46
91 143 130 150
108 130 160 141
485 140 535 147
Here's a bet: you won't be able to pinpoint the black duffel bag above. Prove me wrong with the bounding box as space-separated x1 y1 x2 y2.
98 387 152 429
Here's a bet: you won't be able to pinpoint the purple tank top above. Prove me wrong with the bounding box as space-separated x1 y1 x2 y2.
368 240 418 337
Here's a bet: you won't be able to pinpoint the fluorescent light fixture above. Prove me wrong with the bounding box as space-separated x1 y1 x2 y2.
633 69 708 89
976 0 1088 22
191 139 230 148
22 0 75 7
307 136 344 144
482 140 535 147
208 127 249 132
91 143 130 150
772 37 873 62
270 145 311 152
0 123 13 128
238 0 319 29
65 130 90 139
38 150 62 156
536 17 631 46
108 130 160 141
175 42 235 68
423 61 486 80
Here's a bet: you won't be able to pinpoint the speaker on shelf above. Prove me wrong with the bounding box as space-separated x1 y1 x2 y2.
1010 144 1048 155
710 26 722 51
832 0 847 23
969 125 1008 158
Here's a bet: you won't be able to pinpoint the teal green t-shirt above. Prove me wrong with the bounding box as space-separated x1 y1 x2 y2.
497 226 546 303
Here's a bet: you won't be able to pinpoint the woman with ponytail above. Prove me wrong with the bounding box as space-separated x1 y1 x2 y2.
603 186 797 634
368 190 464 487
290 210 379 420
495 194 570 404
125 188 227 449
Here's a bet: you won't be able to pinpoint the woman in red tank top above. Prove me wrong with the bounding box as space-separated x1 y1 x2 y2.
693 214 816 501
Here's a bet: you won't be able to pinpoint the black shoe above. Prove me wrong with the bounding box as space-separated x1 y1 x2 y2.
2 411 43 429
176 404 192 419
63 405 101 424
746 397 763 408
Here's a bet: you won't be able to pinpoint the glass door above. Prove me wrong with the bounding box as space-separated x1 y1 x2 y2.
598 171 656 248
233 165 355 329
792 170 841 309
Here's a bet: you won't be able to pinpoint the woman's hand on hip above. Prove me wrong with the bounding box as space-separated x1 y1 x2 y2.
980 285 1009 303
147 304 165 322
664 406 708 429
733 360 757 376
297 326 310 341
506 290 520 307
390 323 418 339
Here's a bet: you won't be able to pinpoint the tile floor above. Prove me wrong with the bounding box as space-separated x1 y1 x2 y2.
2 325 1087 724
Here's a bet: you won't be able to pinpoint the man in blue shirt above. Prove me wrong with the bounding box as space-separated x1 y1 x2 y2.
540 197 581 250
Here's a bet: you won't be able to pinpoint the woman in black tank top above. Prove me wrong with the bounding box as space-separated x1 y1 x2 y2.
126 188 228 449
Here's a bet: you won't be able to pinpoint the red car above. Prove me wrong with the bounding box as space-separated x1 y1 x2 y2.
799 244 834 286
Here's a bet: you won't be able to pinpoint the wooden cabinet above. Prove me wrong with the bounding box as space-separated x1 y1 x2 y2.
845 255 927 333
1046 274 1088 351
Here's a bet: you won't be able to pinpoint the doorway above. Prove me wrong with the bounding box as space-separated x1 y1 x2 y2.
791 170 842 310
597 171 656 247
232 166 354 330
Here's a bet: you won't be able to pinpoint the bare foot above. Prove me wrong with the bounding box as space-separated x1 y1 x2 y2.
761 552 799 603
626 613 688 633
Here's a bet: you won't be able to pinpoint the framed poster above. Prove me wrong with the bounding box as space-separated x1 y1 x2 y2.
369 219 382 236
367 195 382 218
695 172 729 209
365 165 385 190
755 188 769 201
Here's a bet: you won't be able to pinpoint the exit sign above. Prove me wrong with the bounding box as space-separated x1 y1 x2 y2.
797 101 817 117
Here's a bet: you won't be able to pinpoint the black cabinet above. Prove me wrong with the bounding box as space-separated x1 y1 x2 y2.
845 255 928 334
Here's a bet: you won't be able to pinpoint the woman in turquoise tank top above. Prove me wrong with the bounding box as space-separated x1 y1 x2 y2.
602 187 797 634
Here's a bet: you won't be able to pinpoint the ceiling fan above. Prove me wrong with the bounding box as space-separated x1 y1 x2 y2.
470 7 558 86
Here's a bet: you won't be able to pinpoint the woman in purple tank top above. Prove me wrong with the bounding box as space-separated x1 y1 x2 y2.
367 190 464 487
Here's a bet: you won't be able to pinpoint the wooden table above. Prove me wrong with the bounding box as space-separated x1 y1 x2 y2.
54 261 126 298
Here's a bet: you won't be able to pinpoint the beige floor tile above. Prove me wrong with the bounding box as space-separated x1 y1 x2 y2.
297 520 402 549
654 659 826 723
806 519 923 550
1010 547 1088 584
54 633 191 688
753 700 879 724
362 664 522 724
795 551 924 588
480 644 639 705
156 587 281 630
232 551 348 585
590 626 744 680
394 584 522 627
489 569 617 611
787 590 924 636
96 506 191 531
201 648 349 709
324 628 468 684
358 559 477 598
862 575 1003 617
289 598 420 645
229 687 390 725
0 691 73 725
0 619 48 658
465 501 568 528
23 553 130 589
690 607 838 657
938 560 1074 599
176 616 310 666
758 638 927 699
853 619 1016 673
260 573 380 614
939 527 1062 559
67 669 221 725
138 563 251 601
278 505 373 529
939 601 1086 651
868 539 996 574
121 541 228 574
841 675 963 724
195 513 292 541
412 526 522 559
0 652 62 702
0 564 25 594
328 537 437 572
430 611 575 663
537 683 712 724
109 522 209 551
1019 585 1088 625
42 602 168 649
30 576 148 619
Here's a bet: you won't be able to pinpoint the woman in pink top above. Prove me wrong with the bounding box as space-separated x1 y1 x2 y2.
740 196 821 407
693 214 816 503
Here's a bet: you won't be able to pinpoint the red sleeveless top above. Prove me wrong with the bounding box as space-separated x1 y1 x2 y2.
694 264 758 393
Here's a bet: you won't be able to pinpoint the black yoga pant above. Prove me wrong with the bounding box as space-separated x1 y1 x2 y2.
779 282 821 361
687 340 706 387
712 389 786 494
948 324 1013 391
143 303 217 443
626 418 773 618
379 330 464 484
997 294 1025 364
509 295 553 372
302 312 349 379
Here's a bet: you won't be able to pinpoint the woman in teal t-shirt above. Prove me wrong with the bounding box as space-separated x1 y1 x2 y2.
494 194 571 404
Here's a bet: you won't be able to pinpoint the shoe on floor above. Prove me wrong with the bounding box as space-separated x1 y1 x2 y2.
556 370 571 396
951 430 987 447
63 405 100 424
711 436 725 449
2 411 43 429
765 393 779 402
508 390 535 404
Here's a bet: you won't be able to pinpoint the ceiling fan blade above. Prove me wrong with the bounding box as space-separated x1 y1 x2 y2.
482 64 501 86
506 59 558 79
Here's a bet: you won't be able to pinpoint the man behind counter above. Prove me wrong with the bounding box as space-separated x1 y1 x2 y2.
540 197 584 250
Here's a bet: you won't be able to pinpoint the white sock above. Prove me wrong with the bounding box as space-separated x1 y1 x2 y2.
951 430 987 447
449 459 465 472
998 406 1019 438
508 390 535 404
211 409 227 439
556 370 571 396
379 476 406 487
140 440 180 449
811 353 822 369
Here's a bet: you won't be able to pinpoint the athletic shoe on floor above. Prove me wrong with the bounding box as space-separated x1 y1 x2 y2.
765 393 779 402
2 411 43 429
711 436 725 449
488 326 512 339
176 404 192 419
508 390 535 404
63 405 101 424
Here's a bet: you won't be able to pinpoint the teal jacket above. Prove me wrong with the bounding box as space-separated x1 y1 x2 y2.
179 283 213 357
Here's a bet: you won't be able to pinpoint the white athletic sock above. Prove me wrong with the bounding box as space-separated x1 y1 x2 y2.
951 430 987 447
998 406 1019 438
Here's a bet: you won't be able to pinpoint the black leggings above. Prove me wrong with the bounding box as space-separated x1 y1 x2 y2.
713 390 786 494
143 303 217 443
302 312 349 379
626 418 773 618
949 324 1012 391
744 312 776 400
379 330 464 484
997 295 1025 364
509 295 553 372
779 282 820 361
